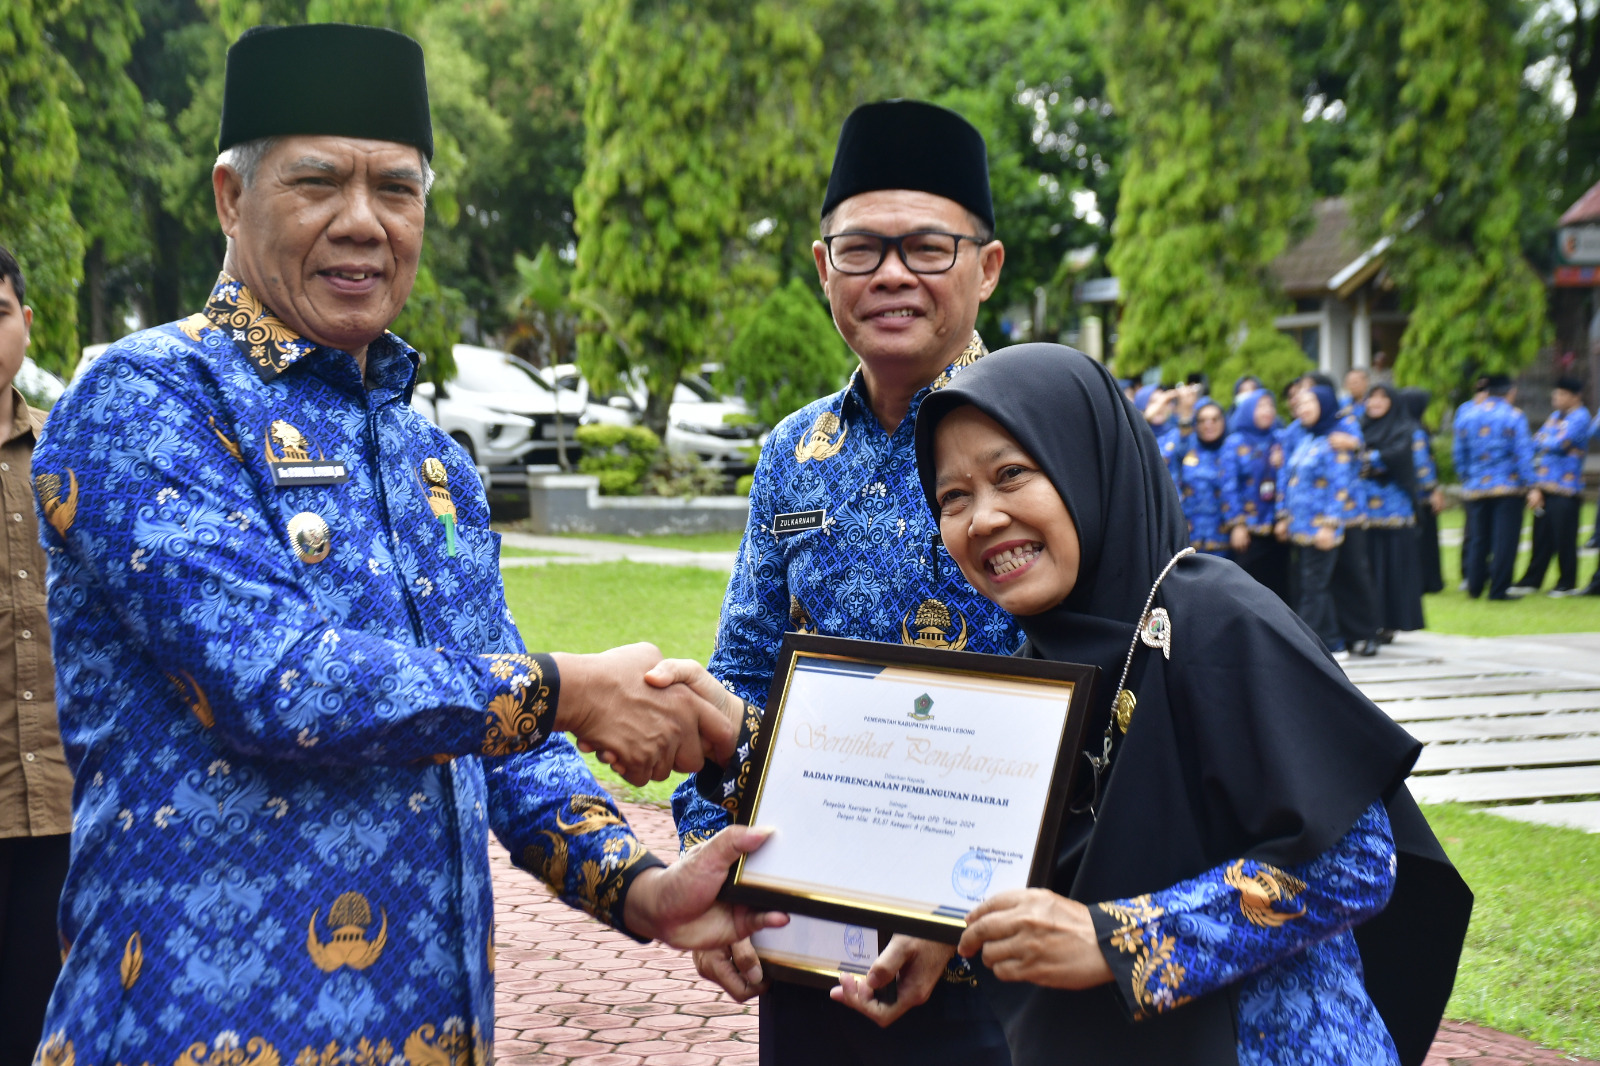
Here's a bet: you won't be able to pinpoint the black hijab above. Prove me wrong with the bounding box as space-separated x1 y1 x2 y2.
1361 383 1419 495
915 345 1470 1066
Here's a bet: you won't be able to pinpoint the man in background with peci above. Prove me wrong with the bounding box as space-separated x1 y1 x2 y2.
29 24 777 1062
670 99 1022 1065
0 246 73 1066
1453 374 1535 601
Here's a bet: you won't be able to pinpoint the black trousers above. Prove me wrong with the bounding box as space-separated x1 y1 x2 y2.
1235 533 1290 604
1416 502 1444 594
1518 492 1581 590
1331 526 1379 645
1465 496 1525 599
760 978 1012 1066
1297 543 1343 652
0 834 69 1066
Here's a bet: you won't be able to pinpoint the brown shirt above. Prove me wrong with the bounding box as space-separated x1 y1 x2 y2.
0 388 70 837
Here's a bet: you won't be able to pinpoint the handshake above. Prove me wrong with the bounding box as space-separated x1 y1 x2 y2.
549 642 744 786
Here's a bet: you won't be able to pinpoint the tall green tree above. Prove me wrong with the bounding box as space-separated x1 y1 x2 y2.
1101 0 1312 390
720 277 854 428
0 0 83 375
1343 0 1546 405
573 0 829 436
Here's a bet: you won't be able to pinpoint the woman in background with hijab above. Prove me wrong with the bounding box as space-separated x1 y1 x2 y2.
1177 399 1230 555
1400 388 1446 595
884 344 1468 1066
1359 385 1426 638
1276 384 1360 655
1222 388 1289 600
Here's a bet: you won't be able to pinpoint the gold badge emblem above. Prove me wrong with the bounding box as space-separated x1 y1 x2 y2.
35 470 78 536
307 891 388 972
794 412 847 463
266 420 313 462
900 598 969 651
420 458 458 557
287 511 331 564
1113 688 1137 733
789 595 816 634
264 420 349 486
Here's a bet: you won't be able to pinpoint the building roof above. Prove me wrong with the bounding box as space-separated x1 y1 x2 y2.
1271 199 1368 296
1560 179 1600 226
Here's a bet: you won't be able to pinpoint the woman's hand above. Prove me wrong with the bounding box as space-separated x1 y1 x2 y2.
1274 519 1290 543
1430 488 1446 515
956 889 1113 990
694 937 767 1002
1313 525 1336 551
831 934 955 1027
1229 525 1250 553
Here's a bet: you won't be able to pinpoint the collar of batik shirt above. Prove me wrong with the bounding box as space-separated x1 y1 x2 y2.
185 271 419 392
841 329 989 423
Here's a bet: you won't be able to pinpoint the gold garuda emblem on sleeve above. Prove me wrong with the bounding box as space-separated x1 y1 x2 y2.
900 598 968 651
794 411 847 463
35 470 78 536
307 891 388 972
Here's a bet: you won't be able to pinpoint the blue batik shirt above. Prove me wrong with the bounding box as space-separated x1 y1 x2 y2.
1531 405 1592 496
31 274 662 1065
671 332 1021 987
1357 449 1415 528
1278 433 1355 545
1413 428 1439 496
1177 440 1229 554
1453 396 1535 500
1283 412 1365 528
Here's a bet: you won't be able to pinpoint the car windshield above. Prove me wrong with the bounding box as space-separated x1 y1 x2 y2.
455 350 555 394
676 374 722 403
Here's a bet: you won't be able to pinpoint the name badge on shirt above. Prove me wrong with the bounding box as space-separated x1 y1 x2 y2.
265 419 350 486
774 509 826 534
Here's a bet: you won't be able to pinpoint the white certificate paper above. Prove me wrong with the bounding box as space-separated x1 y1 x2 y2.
737 655 1075 922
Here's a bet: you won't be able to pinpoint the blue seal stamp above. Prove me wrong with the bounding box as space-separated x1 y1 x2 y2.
842 925 872 963
950 848 994 902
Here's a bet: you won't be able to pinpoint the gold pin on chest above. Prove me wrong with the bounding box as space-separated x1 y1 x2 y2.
287 511 331 564
420 458 458 557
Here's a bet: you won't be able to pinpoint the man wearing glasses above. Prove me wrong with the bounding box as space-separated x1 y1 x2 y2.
670 99 1021 1064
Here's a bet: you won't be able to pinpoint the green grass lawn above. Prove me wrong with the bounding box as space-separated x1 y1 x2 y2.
552 529 745 552
1425 803 1600 1059
502 561 728 804
498 546 569 558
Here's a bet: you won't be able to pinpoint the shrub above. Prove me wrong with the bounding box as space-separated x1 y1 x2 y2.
576 424 661 496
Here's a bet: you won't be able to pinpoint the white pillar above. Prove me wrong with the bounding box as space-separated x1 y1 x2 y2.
1318 302 1333 374
1353 290 1372 369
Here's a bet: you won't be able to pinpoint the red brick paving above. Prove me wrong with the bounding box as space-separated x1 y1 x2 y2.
490 801 1594 1066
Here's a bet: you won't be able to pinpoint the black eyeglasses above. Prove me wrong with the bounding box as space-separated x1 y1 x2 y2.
821 230 991 275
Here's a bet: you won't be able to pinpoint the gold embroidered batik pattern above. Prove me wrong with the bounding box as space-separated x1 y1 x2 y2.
480 653 552 756
306 891 389 972
294 1039 396 1066
175 1034 282 1066
401 1019 487 1066
520 794 650 926
200 272 316 381
1096 895 1193 1018
1223 859 1307 928
34 1032 73 1066
120 931 143 990
719 703 764 819
927 332 988 392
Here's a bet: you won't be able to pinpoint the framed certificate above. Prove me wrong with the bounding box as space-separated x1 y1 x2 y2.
720 634 1096 945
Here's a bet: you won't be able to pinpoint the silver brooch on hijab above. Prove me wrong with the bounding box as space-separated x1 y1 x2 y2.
1077 547 1195 820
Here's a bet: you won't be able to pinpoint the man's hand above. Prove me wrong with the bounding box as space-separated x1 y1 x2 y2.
1528 488 1545 512
1430 487 1446 515
1144 389 1173 425
1176 383 1200 419
1274 519 1290 543
623 825 787 948
1269 443 1284 468
592 657 748 783
830 934 955 1027
694 937 767 1002
956 889 1113 990
1229 526 1250 553
1313 525 1336 551
552 643 736 785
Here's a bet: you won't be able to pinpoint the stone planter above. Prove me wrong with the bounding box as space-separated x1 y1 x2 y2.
524 472 750 535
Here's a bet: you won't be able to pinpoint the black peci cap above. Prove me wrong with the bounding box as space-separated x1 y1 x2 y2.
821 100 993 230
219 23 433 159
1556 375 1585 394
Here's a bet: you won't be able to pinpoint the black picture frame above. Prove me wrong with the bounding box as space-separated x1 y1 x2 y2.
718 633 1098 945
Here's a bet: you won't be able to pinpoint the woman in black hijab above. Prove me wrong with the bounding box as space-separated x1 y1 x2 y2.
1359 384 1427 636
1400 387 1447 594
907 344 1469 1066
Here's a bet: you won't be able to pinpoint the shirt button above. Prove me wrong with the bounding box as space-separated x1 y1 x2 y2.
16 570 25 579
24 752 34 762
21 690 32 701
10 513 19 522
0 462 9 471
19 629 30 639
